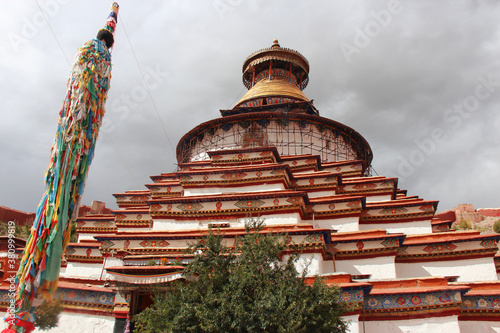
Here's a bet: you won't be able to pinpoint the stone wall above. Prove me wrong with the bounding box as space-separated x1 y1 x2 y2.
454 204 485 224
0 206 35 226
477 208 500 218
78 200 112 216
434 209 456 222
0 201 111 227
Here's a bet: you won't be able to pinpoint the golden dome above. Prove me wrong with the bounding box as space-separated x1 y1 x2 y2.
235 76 309 107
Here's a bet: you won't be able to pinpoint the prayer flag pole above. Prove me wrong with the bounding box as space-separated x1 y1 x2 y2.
3 3 119 332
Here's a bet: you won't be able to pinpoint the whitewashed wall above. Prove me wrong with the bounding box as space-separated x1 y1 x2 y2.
61 262 104 279
460 320 500 333
283 253 334 276
359 219 432 235
78 234 96 241
313 216 359 232
343 314 360 333
396 257 497 282
0 312 115 333
184 183 286 196
61 256 123 280
335 255 396 279
307 190 336 198
363 315 460 333
364 194 393 203
104 256 125 268
153 212 301 231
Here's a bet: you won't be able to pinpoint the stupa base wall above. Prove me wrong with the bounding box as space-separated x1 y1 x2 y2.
61 262 104 279
396 257 497 282
336 255 396 279
342 314 360 333
360 219 432 235
459 320 500 333
0 311 115 333
184 183 286 196
152 213 302 231
283 253 334 276
362 315 460 333
314 216 360 232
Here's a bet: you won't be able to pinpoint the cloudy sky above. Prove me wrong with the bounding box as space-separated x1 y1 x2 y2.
0 0 499 214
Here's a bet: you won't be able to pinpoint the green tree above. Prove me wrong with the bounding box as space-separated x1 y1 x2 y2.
134 220 347 333
34 298 63 330
69 220 79 242
15 223 31 239
0 220 7 235
459 219 472 230
493 220 500 233
0 220 31 239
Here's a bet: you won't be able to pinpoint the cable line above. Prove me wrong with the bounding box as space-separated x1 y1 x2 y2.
118 12 175 154
33 0 139 186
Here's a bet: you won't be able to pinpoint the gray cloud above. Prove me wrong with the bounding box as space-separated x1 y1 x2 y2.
0 0 499 214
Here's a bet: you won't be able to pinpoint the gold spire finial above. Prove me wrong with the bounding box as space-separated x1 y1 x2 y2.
272 39 280 47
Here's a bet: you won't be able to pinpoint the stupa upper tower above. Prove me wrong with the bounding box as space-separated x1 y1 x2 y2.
235 39 311 109
176 40 373 170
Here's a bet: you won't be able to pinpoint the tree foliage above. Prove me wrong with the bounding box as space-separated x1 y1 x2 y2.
133 220 347 333
493 220 500 233
34 298 63 330
459 219 472 230
0 221 31 239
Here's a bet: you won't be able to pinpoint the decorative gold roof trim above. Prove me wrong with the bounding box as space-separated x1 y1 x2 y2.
364 303 459 318
150 205 305 217
361 212 434 221
397 248 497 261
312 208 363 216
76 227 117 233
62 301 114 314
150 192 183 197
115 221 151 225
64 255 104 263
334 248 398 259
181 175 287 186
236 77 309 107
337 188 395 195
